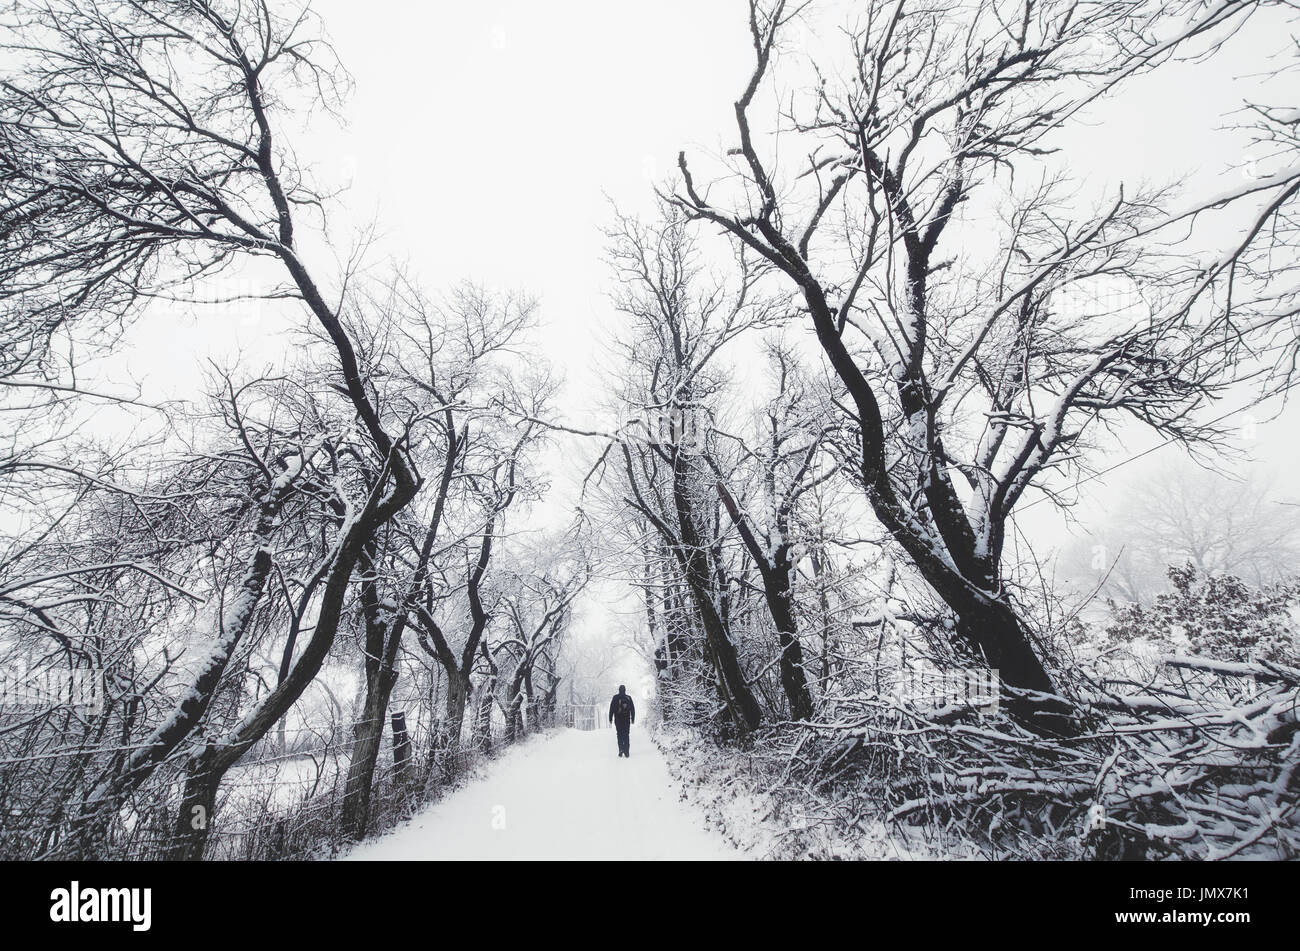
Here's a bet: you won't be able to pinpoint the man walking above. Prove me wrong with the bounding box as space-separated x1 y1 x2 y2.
608 685 635 757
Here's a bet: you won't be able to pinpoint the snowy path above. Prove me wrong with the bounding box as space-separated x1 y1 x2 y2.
344 727 740 860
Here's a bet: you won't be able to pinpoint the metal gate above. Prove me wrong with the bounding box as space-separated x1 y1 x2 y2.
559 704 609 731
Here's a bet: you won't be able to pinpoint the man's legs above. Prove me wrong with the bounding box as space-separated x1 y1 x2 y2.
616 723 630 756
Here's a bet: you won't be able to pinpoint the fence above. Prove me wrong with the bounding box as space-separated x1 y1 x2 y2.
0 712 512 861
557 704 610 731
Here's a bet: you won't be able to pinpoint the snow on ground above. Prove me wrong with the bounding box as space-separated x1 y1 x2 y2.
224 752 342 811
655 728 965 860
344 727 742 860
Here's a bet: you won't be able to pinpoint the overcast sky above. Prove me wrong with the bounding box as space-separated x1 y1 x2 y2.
93 1 1300 673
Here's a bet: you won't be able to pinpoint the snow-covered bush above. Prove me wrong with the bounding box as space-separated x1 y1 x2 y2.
1106 564 1300 665
658 650 1299 860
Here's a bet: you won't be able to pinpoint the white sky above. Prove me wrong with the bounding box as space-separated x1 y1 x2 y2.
87 1 1300 669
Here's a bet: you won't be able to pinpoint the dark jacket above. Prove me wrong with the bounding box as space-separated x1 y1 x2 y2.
609 692 635 726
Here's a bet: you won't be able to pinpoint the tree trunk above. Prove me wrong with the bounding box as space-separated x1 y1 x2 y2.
950 591 1068 726
715 483 814 721
505 665 527 743
522 668 537 736
444 673 469 750
810 548 837 693
150 474 419 860
473 671 497 752
764 557 815 720
791 263 1071 733
340 663 398 840
670 452 763 731
474 692 494 751
168 752 220 861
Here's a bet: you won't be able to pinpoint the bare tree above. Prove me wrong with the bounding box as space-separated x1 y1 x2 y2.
0 0 424 854
673 0 1294 729
605 201 778 733
335 279 535 839
559 633 625 708
1061 461 1300 604
411 375 552 760
496 543 590 742
710 339 842 720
